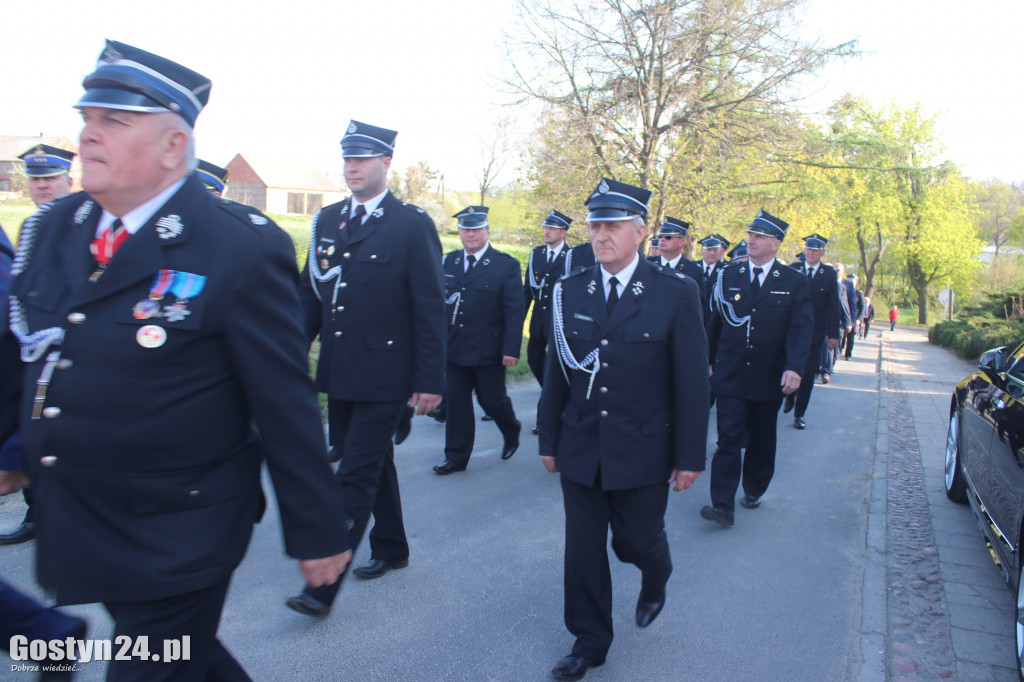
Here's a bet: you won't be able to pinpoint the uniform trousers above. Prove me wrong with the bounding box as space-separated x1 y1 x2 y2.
304 399 409 606
0 577 82 648
710 395 784 510
444 363 519 468
560 475 671 660
793 341 824 419
526 332 547 386
843 328 856 358
103 579 250 682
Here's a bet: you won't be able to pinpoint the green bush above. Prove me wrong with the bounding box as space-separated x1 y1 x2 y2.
930 316 1024 360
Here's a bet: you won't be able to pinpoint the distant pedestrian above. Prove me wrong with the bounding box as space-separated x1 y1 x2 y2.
861 297 875 338
889 305 899 331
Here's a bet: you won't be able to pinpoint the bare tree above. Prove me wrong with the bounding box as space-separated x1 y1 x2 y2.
477 115 516 205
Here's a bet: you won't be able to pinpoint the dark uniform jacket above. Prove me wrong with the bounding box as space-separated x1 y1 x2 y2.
300 191 446 402
0 226 20 463
566 242 596 273
10 177 348 605
790 261 841 344
539 259 709 489
646 255 707 315
444 247 524 366
524 243 569 339
708 260 813 402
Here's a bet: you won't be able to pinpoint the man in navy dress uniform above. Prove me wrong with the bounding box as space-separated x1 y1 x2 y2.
0 146 77 547
702 210 812 526
10 40 350 680
434 206 524 474
539 178 709 681
196 159 229 196
288 119 446 615
524 210 574 433
647 216 706 313
697 233 730 310
783 234 841 429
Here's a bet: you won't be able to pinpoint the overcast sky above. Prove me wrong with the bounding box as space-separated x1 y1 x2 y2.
6 0 1021 190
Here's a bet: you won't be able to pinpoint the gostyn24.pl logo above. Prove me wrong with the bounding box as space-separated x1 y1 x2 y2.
9 635 190 663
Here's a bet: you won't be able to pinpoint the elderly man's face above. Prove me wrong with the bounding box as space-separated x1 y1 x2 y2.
78 107 181 212
589 218 645 274
27 174 72 207
803 246 824 266
745 231 781 265
702 246 724 264
459 226 488 254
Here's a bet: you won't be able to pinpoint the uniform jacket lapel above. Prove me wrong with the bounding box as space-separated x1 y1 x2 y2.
71 178 201 307
57 201 102 288
579 265 607 329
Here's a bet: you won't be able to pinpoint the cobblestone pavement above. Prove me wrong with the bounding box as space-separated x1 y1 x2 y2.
876 326 1018 681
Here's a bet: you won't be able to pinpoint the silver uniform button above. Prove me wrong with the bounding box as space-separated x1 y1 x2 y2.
386 340 394 346
340 282 348 288
600 411 609 417
643 332 650 338
40 456 58 467
188 490 200 497
601 362 608 369
600 387 608 394
56 359 73 370
334 331 342 337
343 252 351 258
336 306 344 312
67 312 86 324
42 407 61 419
600 339 609 346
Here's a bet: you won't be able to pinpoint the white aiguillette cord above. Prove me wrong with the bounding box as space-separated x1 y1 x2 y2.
551 281 600 399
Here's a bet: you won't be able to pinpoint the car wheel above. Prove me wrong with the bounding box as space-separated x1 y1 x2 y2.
944 409 968 503
1017 559 1024 681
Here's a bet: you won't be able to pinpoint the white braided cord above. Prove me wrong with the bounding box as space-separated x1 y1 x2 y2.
551 280 600 399
9 201 66 362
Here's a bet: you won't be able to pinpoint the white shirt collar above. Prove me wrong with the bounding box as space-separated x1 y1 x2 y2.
96 177 188 237
601 253 640 293
661 254 682 269
750 257 776 281
350 188 389 221
465 242 490 267
547 242 565 258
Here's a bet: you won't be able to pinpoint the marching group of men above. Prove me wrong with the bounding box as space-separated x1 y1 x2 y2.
0 39 879 682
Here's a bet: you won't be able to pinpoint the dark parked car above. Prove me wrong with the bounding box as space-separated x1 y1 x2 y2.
945 342 1024 679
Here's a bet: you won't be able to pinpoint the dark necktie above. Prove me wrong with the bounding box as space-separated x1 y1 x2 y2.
349 204 366 237
751 266 763 296
705 264 712 278
467 254 477 271
606 276 620 315
547 250 554 265
808 266 815 280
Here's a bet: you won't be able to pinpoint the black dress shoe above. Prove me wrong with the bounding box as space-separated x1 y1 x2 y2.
501 441 519 460
428 407 446 424
551 654 605 681
433 461 466 475
352 558 409 579
782 395 795 414
635 593 665 627
740 494 761 509
532 426 540 435
481 414 494 422
0 521 36 545
394 404 414 445
794 417 807 429
285 593 331 617
700 505 734 527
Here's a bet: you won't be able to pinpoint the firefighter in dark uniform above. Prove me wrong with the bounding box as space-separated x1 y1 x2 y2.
288 120 446 616
524 210 574 433
10 41 350 679
647 216 706 314
702 210 813 526
433 206 524 474
783 234 841 429
539 178 709 681
196 159 229 196
0 146 76 546
697 233 730 312
727 239 748 263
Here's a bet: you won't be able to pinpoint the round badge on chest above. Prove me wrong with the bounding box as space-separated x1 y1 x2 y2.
137 325 167 349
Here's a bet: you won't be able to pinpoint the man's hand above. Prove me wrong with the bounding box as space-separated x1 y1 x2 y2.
827 337 840 351
780 370 801 395
668 469 701 491
502 356 519 367
540 455 558 473
300 550 353 588
410 393 442 415
0 470 29 496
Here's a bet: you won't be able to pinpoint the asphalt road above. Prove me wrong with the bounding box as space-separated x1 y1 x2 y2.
0 326 1015 680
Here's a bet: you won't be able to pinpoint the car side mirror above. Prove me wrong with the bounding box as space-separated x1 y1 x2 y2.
979 346 1009 373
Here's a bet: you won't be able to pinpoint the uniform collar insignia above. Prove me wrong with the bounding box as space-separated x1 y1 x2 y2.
371 207 384 219
482 258 490 266
739 266 747 274
73 200 94 225
586 280 598 295
772 269 780 279
155 214 184 240
631 280 645 297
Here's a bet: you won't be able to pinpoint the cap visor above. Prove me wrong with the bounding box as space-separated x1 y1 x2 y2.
75 87 168 114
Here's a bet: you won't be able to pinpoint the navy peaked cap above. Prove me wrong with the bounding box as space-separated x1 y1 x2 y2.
728 240 748 260
657 217 690 237
747 209 789 240
341 120 397 158
19 144 75 177
543 210 573 229
76 40 211 127
584 177 651 221
454 205 489 229
699 234 731 250
802 233 828 249
196 160 229 193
